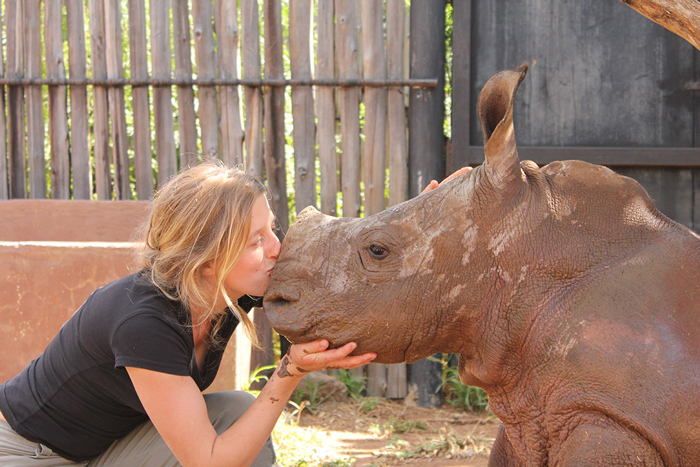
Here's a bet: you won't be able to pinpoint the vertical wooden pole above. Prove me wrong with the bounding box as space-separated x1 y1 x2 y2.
0 5 7 199
249 307 275 390
150 0 177 184
450 0 472 172
66 0 92 199
241 1 271 376
263 0 288 235
408 0 446 197
335 0 361 218
242 0 272 378
6 0 25 199
88 0 112 199
241 0 264 179
693 47 700 231
171 1 197 171
385 0 408 399
129 0 155 197
361 0 386 215
172 1 198 169
192 0 219 160
45 0 70 199
387 0 408 207
217 0 245 167
289 0 316 213
408 0 447 408
105 0 130 199
361 0 388 398
25 0 46 199
264 0 290 357
336 0 363 379
316 0 338 217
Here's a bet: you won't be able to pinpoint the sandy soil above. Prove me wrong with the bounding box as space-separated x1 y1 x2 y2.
291 399 499 466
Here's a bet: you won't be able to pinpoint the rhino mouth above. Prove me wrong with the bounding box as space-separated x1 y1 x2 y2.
263 288 322 343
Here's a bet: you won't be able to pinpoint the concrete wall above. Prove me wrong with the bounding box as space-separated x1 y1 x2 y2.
0 200 248 392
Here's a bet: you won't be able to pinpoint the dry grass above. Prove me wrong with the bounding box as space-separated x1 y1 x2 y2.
271 399 497 467
272 409 358 466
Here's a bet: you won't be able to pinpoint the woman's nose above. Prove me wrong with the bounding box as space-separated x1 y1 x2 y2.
268 233 281 259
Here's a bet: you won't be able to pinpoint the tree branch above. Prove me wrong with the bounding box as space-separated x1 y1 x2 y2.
620 0 700 51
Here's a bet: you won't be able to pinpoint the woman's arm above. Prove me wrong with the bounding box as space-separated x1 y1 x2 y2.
127 339 375 467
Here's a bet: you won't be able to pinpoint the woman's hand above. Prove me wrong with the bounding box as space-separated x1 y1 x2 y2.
277 339 376 378
420 166 473 194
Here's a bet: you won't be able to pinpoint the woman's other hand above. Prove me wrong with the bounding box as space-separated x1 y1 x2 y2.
277 339 376 378
420 166 473 194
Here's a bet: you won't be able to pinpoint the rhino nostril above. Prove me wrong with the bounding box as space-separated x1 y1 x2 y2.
263 289 300 305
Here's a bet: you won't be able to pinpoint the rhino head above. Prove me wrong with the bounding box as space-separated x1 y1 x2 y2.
264 63 664 369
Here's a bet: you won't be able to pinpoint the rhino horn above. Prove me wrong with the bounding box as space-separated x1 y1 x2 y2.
477 62 529 190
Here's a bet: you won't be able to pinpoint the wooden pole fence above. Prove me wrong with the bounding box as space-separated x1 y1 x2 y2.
0 0 441 405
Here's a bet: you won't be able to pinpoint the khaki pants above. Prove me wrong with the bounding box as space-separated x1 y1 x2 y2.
0 391 276 467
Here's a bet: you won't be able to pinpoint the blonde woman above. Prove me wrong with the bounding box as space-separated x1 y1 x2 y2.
0 160 376 467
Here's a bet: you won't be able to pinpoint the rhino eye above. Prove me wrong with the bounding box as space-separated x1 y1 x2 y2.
368 244 389 259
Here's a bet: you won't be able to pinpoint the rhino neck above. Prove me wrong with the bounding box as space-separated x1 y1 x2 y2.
455 170 676 391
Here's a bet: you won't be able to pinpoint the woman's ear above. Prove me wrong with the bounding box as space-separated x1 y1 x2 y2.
201 262 216 283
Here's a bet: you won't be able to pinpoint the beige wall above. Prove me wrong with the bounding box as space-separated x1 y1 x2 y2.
0 200 247 392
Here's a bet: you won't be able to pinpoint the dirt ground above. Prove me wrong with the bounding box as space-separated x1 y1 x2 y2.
283 399 499 466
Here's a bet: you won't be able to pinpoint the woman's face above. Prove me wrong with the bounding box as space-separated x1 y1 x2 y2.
223 194 281 299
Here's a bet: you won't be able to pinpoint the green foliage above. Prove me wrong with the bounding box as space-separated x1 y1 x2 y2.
441 355 490 413
286 460 356 467
332 369 367 400
371 417 427 436
290 377 331 413
391 431 492 460
243 364 277 395
444 2 454 138
357 397 381 414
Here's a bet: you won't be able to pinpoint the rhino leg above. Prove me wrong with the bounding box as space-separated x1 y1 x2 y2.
557 422 664 467
488 424 525 467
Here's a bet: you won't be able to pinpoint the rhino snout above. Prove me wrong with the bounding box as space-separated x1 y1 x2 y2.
262 286 314 342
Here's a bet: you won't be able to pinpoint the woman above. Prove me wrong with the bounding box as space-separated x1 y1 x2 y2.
0 160 377 466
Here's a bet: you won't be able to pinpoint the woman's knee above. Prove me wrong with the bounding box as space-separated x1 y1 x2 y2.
203 391 277 466
204 391 256 432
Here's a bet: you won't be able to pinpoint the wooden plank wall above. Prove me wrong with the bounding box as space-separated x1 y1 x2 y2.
0 1 415 208
0 0 425 400
454 0 700 231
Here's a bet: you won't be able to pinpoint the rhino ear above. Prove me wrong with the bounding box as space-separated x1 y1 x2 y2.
477 63 529 190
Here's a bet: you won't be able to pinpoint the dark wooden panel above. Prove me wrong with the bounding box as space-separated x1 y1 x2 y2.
450 0 471 174
463 145 698 229
407 0 447 408
616 167 693 230
469 0 695 148
408 0 447 198
459 0 698 232
693 47 700 233
462 146 700 167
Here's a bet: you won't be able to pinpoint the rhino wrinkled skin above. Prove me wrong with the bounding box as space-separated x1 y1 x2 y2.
264 64 700 466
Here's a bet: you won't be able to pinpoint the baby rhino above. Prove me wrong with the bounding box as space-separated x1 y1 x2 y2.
264 64 700 466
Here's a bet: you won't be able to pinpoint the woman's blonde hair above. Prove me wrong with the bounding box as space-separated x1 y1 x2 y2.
139 159 267 346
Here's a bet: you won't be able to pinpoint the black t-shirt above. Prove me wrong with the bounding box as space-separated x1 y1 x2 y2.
0 272 261 462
